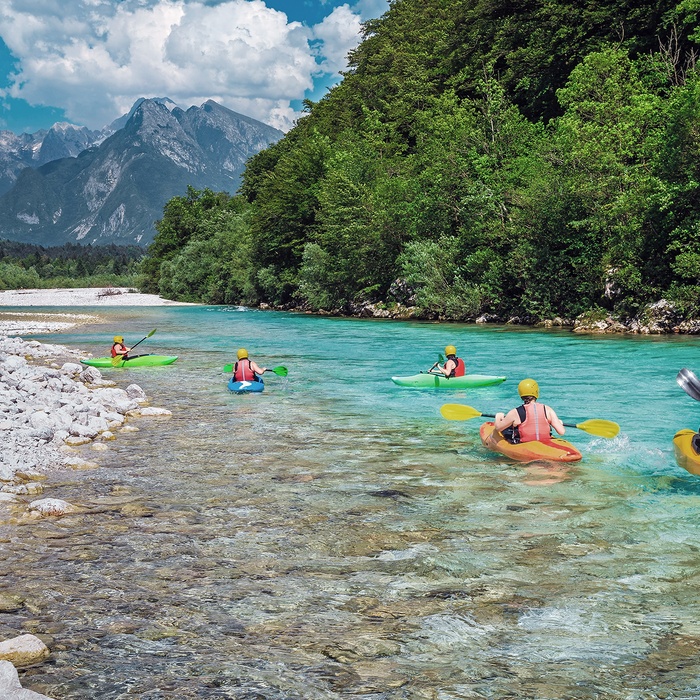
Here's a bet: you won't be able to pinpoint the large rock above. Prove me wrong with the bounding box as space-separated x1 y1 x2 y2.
0 660 54 699
628 299 681 334
0 635 50 667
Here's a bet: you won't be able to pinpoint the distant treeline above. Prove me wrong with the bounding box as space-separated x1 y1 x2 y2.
137 0 700 321
0 240 144 290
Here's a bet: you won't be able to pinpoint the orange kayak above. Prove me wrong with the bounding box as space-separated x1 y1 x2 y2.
673 429 700 476
479 422 582 463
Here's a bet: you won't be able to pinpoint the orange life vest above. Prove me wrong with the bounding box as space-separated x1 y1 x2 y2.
234 359 256 381
446 357 466 377
516 402 552 442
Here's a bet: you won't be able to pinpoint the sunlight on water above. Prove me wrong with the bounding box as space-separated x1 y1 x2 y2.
2 305 700 698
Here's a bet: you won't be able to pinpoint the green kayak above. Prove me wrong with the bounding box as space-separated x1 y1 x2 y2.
81 355 179 368
391 373 506 388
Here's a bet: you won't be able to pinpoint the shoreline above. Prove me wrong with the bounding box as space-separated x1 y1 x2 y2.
0 287 197 335
0 334 173 699
264 298 700 335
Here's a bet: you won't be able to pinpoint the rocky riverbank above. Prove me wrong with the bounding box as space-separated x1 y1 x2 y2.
0 334 172 699
262 298 700 335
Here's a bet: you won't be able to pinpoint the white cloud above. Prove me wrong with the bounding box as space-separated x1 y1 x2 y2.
0 0 377 132
351 0 389 21
311 5 363 75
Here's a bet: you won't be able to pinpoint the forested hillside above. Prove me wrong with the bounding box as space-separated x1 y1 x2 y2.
0 241 142 289
141 0 700 323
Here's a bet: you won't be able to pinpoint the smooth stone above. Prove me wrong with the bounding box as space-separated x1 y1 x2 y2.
0 634 50 667
0 660 55 699
27 499 76 516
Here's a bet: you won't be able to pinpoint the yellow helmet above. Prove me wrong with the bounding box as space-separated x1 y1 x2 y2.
445 345 457 356
113 336 124 343
518 378 539 399
237 348 248 359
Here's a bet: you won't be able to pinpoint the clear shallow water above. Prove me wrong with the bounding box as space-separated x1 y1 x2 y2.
3 306 700 699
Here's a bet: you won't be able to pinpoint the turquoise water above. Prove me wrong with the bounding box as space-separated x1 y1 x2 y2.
4 306 700 699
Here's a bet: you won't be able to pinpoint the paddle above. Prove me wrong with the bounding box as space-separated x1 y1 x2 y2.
112 328 157 366
423 354 445 374
677 368 700 401
440 403 620 438
223 364 288 377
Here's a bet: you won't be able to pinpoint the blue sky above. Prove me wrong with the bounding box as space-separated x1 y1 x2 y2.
0 0 389 134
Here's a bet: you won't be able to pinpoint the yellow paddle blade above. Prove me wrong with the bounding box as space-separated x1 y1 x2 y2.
111 356 123 367
574 419 620 438
440 404 483 421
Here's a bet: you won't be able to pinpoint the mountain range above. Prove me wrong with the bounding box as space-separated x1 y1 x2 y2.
0 98 283 246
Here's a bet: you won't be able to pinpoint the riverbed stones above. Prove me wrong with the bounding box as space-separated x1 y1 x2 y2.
0 660 55 700
0 634 50 667
0 335 161 487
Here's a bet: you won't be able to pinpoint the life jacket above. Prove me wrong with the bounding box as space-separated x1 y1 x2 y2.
516 402 552 442
446 356 466 378
111 343 125 358
234 359 257 382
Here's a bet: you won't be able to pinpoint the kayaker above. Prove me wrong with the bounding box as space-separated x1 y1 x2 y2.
494 378 565 443
111 335 130 360
232 348 267 382
432 345 466 378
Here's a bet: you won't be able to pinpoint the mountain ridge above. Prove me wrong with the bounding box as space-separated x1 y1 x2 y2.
0 98 283 246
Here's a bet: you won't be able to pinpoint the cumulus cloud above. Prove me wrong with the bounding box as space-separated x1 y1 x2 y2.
311 5 363 74
352 0 390 21
0 0 378 132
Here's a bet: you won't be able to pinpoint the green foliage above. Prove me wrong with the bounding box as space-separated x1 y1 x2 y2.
0 240 143 289
139 0 700 324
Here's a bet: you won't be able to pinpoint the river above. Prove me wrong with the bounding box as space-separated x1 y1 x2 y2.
4 305 700 699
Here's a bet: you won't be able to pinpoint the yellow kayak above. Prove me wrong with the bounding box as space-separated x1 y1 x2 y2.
480 422 582 463
673 429 700 476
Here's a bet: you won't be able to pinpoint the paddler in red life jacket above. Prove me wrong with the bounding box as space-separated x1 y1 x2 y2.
232 348 267 382
111 335 130 360
434 345 466 378
494 378 565 443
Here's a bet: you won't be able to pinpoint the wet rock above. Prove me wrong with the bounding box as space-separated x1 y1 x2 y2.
61 457 99 470
475 313 501 324
321 637 401 662
677 319 700 334
1 483 43 496
28 498 76 516
0 593 24 612
125 383 147 401
0 660 55 699
132 407 172 417
573 313 628 334
368 489 411 500
0 634 50 667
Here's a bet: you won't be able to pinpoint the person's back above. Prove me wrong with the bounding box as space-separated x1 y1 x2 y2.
494 378 565 443
111 335 129 359
438 344 465 378
232 348 267 382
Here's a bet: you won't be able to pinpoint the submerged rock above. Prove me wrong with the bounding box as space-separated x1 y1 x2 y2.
0 634 50 667
27 498 76 517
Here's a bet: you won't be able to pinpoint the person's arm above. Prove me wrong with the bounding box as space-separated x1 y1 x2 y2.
494 408 518 432
250 361 266 374
545 406 565 435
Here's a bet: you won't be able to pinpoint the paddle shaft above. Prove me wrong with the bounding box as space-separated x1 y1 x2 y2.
129 328 157 352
